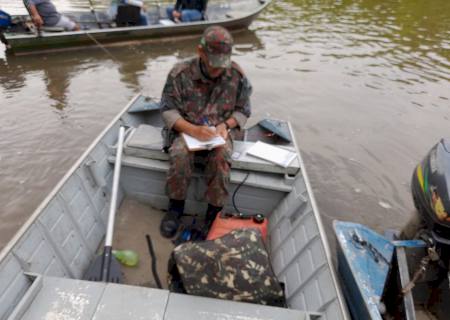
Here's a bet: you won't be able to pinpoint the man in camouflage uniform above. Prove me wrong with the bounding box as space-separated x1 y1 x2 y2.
159 26 252 238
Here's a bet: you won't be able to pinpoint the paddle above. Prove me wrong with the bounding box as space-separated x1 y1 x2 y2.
87 0 102 28
84 126 125 283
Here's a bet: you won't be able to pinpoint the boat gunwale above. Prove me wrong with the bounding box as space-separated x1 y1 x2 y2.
287 122 351 320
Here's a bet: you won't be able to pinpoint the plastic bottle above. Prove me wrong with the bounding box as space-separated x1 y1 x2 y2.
112 250 139 267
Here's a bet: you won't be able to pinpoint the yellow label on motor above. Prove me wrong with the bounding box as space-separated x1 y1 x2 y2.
417 165 424 191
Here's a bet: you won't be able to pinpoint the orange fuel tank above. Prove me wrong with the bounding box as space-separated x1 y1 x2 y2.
207 213 268 241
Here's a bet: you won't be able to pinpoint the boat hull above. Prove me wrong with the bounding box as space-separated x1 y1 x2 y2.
334 221 394 320
2 0 270 55
0 94 349 319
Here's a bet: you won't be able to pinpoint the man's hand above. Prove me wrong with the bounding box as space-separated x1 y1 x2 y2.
216 123 228 140
32 14 43 28
192 126 217 141
173 10 181 18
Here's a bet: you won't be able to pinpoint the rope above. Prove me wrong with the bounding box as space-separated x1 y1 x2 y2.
85 32 119 61
402 255 430 295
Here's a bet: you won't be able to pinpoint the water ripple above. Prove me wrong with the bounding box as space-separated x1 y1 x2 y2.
0 0 449 251
258 0 450 85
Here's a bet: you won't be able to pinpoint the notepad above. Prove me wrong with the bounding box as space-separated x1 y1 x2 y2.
182 133 226 151
246 141 297 168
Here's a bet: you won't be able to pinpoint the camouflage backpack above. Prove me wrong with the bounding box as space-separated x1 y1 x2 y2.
168 228 286 307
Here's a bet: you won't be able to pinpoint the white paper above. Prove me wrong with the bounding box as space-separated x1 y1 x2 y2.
159 19 176 26
182 133 226 151
246 141 297 168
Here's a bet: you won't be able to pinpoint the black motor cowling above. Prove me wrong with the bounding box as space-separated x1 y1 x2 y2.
411 138 450 245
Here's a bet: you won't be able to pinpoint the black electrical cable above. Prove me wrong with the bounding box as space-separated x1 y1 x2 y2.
145 234 162 289
232 171 250 215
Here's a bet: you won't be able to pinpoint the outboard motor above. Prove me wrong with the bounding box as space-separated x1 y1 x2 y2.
410 138 450 306
412 138 450 246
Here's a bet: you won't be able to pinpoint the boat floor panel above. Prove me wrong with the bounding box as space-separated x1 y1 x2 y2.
115 198 174 289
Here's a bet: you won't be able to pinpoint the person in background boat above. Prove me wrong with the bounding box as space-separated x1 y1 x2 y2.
24 0 80 31
159 26 252 239
109 0 149 26
166 0 207 23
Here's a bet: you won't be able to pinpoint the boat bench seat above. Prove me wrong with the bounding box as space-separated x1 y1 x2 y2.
124 124 300 176
11 274 320 320
113 154 294 192
41 26 65 32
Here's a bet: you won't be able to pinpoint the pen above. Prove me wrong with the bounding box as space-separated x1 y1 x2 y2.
202 116 210 126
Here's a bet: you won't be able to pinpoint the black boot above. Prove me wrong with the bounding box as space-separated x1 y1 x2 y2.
196 204 222 240
205 204 222 227
160 199 184 238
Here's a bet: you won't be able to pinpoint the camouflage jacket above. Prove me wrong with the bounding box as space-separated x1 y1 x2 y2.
160 57 252 131
169 229 286 307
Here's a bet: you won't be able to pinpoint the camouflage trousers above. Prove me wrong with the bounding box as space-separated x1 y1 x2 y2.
166 135 232 207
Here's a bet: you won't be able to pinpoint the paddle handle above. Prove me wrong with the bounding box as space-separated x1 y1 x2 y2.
101 246 113 282
105 126 125 247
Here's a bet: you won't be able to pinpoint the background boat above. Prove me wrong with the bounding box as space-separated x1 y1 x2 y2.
1 0 271 55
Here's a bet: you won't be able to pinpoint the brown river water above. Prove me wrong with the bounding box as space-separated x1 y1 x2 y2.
0 0 449 257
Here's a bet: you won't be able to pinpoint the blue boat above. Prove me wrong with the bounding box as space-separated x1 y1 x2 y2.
334 221 431 320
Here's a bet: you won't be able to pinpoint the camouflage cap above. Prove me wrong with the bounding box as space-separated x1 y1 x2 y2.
200 26 233 68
